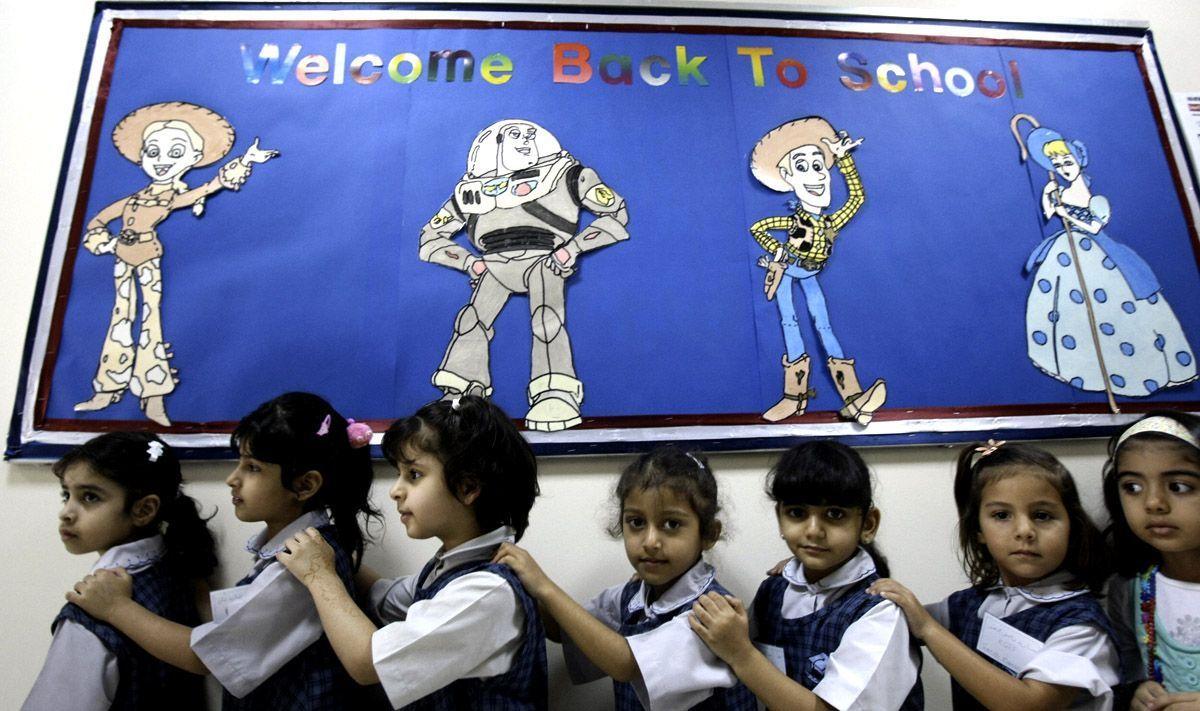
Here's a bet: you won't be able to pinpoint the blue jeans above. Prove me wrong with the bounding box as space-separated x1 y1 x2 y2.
775 265 844 361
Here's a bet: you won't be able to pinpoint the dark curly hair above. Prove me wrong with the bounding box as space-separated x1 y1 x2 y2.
607 446 723 543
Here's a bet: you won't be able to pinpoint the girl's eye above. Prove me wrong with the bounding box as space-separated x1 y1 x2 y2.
1168 480 1195 494
1120 481 1144 495
624 516 645 529
1033 510 1054 522
60 490 69 503
784 507 805 519
82 492 100 503
663 519 682 531
410 470 423 481
991 510 1011 520
825 508 846 521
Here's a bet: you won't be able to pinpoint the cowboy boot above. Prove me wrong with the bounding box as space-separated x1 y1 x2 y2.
141 395 172 427
827 356 887 426
74 391 122 412
763 354 813 422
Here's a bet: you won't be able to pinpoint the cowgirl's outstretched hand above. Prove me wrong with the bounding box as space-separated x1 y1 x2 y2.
492 542 553 599
868 578 936 640
242 138 280 164
67 568 133 621
276 526 335 587
689 591 754 664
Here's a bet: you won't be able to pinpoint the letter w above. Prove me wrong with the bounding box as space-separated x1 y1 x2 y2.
241 43 302 85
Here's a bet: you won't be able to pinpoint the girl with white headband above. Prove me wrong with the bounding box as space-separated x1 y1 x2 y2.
1103 411 1200 710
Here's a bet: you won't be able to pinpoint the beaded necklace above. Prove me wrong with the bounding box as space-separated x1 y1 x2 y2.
1138 564 1164 683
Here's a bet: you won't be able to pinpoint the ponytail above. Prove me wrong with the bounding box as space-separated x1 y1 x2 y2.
160 491 218 579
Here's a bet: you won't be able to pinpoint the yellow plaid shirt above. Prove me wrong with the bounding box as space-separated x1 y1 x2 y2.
750 154 864 270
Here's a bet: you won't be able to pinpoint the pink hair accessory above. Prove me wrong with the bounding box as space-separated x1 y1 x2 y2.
316 414 331 436
973 439 1006 460
346 419 373 449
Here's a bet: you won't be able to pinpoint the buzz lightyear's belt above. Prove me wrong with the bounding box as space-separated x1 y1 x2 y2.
117 229 156 245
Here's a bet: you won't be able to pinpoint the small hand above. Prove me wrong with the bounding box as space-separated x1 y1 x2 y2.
492 542 553 599
66 568 133 621
242 137 280 164
276 527 336 587
822 131 863 159
688 592 754 664
1148 691 1200 711
867 578 935 640
1053 203 1071 219
543 246 577 276
1133 681 1170 711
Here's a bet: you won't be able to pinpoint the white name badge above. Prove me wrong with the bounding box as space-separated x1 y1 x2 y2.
209 585 253 623
976 612 1045 673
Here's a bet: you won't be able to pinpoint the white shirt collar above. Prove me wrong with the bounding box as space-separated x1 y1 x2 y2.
627 559 716 618
93 535 165 573
781 547 876 592
420 526 516 589
990 569 1088 603
245 510 330 560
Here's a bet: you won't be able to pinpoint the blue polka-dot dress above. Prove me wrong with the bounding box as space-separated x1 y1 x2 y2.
1026 197 1196 397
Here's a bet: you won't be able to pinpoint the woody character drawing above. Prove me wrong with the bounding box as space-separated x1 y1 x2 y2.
749 116 887 425
72 101 278 426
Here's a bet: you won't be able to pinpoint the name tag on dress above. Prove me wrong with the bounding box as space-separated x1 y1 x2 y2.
976 612 1044 673
209 586 254 623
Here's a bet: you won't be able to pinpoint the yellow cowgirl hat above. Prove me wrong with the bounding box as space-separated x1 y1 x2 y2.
750 116 838 192
111 101 235 167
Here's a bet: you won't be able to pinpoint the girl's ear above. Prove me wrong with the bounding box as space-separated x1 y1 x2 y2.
703 520 723 551
292 470 324 502
130 494 161 528
457 479 481 507
860 507 881 543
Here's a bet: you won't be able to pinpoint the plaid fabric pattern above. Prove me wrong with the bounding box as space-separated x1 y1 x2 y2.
53 559 205 711
751 573 924 711
222 526 372 711
749 155 864 271
946 586 1118 710
401 560 548 711
612 578 757 711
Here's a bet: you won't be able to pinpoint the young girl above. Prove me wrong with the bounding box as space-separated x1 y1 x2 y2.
1102 411 1200 710
24 432 216 711
277 395 546 709
494 445 756 710
67 391 384 709
688 440 922 710
871 441 1119 710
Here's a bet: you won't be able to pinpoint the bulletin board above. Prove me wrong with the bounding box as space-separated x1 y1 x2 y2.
9 2 1200 458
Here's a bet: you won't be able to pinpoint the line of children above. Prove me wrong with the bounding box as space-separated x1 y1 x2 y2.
29 401 1200 709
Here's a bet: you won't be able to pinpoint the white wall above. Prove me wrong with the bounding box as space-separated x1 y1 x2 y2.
2 1 1197 708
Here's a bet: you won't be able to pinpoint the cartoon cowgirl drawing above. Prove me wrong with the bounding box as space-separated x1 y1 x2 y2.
749 116 887 426
1013 116 1195 404
72 101 278 426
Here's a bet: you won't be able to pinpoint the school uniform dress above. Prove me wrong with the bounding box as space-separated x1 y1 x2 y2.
23 535 204 711
562 559 756 711
930 571 1120 710
750 548 922 711
369 526 547 710
1108 570 1200 693
190 510 372 710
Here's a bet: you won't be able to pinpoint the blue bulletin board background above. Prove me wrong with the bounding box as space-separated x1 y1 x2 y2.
10 3 1200 457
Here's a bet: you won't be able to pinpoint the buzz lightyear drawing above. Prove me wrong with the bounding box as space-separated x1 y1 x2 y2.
419 120 629 431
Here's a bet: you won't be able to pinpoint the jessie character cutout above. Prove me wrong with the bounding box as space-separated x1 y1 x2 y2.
749 116 886 426
73 101 278 427
419 119 629 432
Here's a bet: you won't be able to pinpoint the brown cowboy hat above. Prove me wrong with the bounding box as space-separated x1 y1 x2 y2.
750 116 838 192
111 101 235 167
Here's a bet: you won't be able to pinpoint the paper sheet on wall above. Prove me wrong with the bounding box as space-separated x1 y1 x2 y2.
1172 91 1200 170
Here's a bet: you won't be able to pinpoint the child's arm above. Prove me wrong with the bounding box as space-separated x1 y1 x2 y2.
22 621 118 711
67 568 208 675
493 542 640 682
277 527 380 684
869 578 1079 709
689 592 833 711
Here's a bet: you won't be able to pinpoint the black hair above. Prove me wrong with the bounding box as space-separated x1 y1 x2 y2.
955 441 1108 592
381 396 539 541
1103 410 1200 577
766 440 890 577
232 392 381 569
607 446 723 543
54 431 217 580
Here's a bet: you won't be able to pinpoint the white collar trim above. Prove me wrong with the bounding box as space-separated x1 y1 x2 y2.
782 547 876 592
246 510 330 559
628 559 716 618
94 535 165 573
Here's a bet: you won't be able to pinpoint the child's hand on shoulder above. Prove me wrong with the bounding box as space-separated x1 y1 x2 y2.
1140 685 1200 711
492 542 553 598
66 568 133 621
689 592 753 664
867 578 935 640
276 527 335 587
